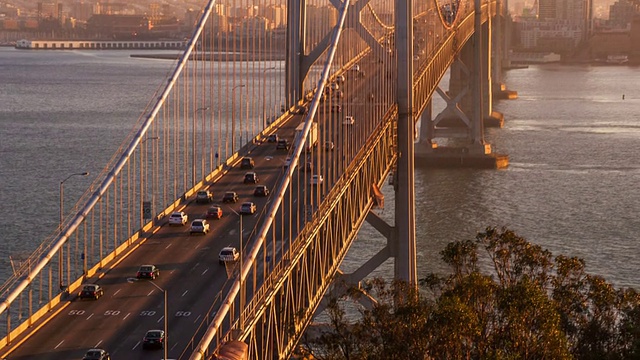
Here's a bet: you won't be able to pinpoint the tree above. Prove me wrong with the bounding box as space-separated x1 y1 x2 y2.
305 227 640 360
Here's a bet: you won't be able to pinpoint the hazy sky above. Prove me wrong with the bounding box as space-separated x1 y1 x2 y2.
511 0 617 18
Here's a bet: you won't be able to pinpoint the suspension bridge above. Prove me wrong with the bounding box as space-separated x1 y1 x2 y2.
0 0 513 358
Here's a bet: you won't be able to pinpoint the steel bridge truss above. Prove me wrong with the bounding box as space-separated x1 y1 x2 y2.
214 107 397 360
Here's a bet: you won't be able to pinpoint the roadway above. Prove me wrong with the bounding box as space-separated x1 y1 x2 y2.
4 48 391 360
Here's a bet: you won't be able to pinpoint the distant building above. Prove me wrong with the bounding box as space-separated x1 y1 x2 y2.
516 0 593 52
87 14 151 39
609 0 640 29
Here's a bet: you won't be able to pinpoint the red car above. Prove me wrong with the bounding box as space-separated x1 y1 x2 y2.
78 284 104 300
136 265 159 280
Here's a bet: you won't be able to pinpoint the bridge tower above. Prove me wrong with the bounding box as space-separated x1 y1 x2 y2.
286 0 417 289
416 0 509 168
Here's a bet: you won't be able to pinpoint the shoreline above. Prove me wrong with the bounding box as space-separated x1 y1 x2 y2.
130 52 285 61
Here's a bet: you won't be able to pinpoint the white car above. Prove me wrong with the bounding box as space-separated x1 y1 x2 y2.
168 211 188 226
310 175 324 186
218 247 240 264
190 219 210 235
343 116 355 125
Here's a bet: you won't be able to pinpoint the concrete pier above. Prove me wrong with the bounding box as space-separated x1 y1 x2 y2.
416 145 509 169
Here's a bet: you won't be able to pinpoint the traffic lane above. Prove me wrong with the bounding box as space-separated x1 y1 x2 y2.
5 88 316 359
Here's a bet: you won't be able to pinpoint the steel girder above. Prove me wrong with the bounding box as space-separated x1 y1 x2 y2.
217 108 398 359
412 1 496 123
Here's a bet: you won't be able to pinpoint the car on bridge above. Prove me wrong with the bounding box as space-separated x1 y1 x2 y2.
206 205 223 219
240 157 255 169
343 116 355 126
219 247 240 264
190 219 210 235
196 190 214 203
310 175 324 186
276 139 290 150
142 329 165 350
78 284 104 300
168 211 188 226
136 265 159 280
254 185 269 197
267 133 279 143
244 172 259 184
82 348 110 360
222 191 239 203
324 141 335 151
240 202 257 215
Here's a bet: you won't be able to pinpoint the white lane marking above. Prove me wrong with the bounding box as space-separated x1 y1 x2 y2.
95 340 103 347
193 314 202 323
147 290 155 296
54 340 64 349
165 243 172 249
171 342 179 350
132 341 140 350
182 290 189 297
201 268 208 275
86 313 94 320
157 315 165 323
112 289 121 296
123 312 131 320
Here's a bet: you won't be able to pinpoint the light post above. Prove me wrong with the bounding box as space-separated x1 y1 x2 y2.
262 67 276 128
193 107 209 187
226 206 244 329
59 171 89 291
231 84 245 155
148 280 168 360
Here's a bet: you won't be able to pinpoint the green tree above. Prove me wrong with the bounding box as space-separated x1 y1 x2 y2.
305 227 640 360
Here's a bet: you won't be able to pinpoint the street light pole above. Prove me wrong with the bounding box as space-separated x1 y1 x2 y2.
231 84 246 155
262 67 276 129
193 107 209 187
59 171 89 291
148 280 168 360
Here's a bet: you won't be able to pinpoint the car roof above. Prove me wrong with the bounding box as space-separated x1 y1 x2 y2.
225 191 237 195
139 264 154 268
221 246 236 251
170 211 185 215
242 201 254 206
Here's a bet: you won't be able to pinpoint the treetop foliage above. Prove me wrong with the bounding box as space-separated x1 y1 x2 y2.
303 227 640 360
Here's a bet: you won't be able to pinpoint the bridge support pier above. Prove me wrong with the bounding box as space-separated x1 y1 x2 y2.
415 0 508 169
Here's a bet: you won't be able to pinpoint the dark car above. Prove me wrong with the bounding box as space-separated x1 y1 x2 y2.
331 104 342 113
222 191 239 203
276 139 290 150
206 205 223 219
82 348 110 360
78 284 104 300
244 172 259 184
142 329 165 350
267 134 279 143
254 185 269 197
196 190 214 203
240 157 254 169
136 265 159 280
